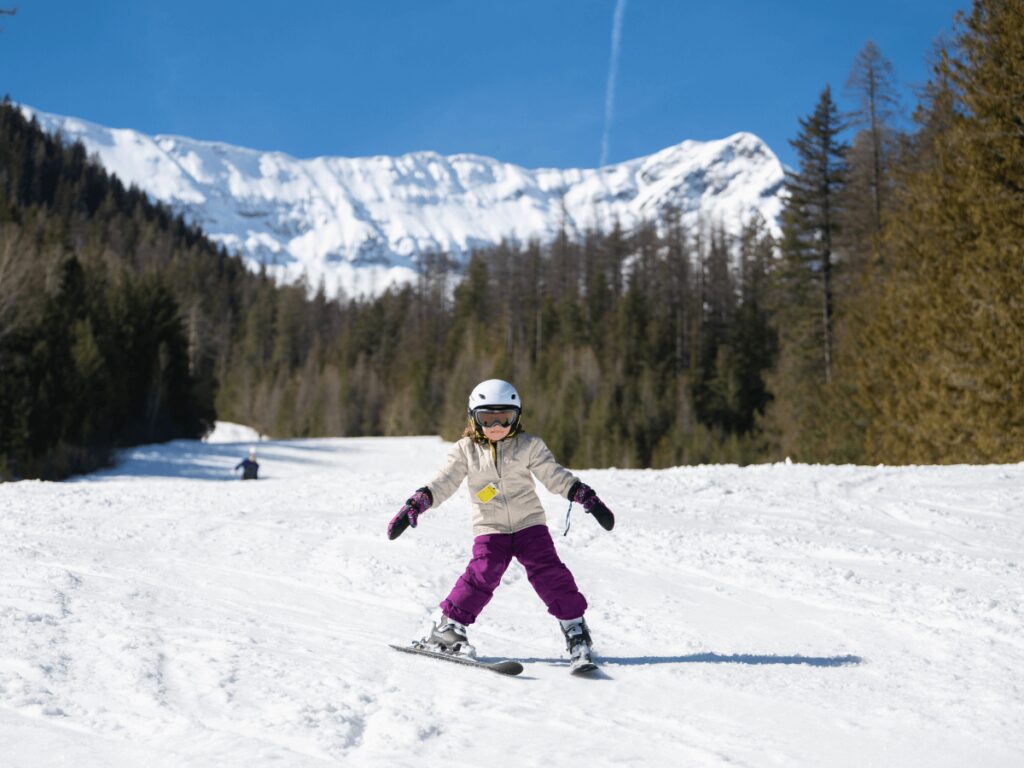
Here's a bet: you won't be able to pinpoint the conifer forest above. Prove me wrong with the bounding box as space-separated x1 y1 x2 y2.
1 1 1021 479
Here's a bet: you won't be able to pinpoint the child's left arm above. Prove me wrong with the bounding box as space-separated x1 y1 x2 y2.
530 439 615 532
567 480 615 531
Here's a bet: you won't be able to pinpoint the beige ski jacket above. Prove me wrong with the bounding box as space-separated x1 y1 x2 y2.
426 431 578 536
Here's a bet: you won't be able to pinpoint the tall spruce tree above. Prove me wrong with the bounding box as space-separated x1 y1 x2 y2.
785 86 848 384
764 86 848 459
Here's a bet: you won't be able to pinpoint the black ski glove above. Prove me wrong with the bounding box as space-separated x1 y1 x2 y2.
387 487 433 540
568 481 615 531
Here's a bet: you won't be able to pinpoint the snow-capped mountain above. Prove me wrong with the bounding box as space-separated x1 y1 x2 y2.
24 106 784 297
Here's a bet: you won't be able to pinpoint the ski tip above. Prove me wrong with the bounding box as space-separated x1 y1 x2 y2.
493 661 525 676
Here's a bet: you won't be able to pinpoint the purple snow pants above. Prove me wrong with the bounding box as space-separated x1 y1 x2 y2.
440 524 587 624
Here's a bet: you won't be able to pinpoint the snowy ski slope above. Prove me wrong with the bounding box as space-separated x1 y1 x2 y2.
1 430 1022 766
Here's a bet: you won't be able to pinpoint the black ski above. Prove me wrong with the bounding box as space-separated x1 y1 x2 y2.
389 643 524 676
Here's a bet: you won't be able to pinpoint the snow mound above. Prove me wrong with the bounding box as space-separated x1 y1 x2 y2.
203 421 267 445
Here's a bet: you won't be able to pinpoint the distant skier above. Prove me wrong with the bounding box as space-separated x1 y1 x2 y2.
235 447 259 480
387 379 615 672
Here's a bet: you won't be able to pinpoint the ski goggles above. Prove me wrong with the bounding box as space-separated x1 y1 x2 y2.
473 408 519 429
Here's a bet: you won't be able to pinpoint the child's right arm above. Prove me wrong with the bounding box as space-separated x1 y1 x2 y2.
386 440 469 540
387 487 432 540
423 439 470 508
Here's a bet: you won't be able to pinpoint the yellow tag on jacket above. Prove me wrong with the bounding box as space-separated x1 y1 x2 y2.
476 483 498 503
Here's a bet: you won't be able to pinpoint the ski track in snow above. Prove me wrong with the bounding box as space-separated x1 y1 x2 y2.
1 435 1023 767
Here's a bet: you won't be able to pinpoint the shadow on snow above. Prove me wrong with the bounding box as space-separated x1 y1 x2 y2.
71 440 348 482
517 653 863 668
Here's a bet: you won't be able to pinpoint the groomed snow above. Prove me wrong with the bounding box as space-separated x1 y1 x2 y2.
1 433 1022 766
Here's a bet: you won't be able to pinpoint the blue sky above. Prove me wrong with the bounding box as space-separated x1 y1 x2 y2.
3 1 967 169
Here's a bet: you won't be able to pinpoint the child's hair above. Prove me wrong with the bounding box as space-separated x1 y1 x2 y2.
463 417 487 443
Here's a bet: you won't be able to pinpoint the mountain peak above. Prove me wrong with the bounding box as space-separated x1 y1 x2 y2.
22 105 784 298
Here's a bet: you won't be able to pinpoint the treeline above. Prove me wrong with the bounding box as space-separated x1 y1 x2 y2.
0 101 246 477
236 217 780 469
2 0 1020 477
766 0 1024 464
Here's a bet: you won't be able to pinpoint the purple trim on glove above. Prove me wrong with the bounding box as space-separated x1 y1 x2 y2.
405 488 433 525
571 482 598 510
387 487 434 540
569 481 615 532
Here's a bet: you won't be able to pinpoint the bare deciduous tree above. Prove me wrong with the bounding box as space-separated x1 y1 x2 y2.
845 41 901 237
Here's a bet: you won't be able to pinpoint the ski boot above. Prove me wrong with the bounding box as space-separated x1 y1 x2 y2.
426 613 476 658
560 616 598 674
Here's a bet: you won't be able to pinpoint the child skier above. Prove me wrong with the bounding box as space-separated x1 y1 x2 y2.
387 379 615 670
235 447 259 480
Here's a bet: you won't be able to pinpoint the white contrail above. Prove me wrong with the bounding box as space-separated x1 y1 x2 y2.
600 0 627 168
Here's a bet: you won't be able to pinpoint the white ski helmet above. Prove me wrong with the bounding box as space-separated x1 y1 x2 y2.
467 379 522 414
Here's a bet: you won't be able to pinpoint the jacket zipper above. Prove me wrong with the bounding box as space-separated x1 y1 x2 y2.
493 439 514 532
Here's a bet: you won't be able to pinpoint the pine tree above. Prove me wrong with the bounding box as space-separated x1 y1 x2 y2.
784 86 848 384
764 87 849 459
692 226 737 433
731 217 777 434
